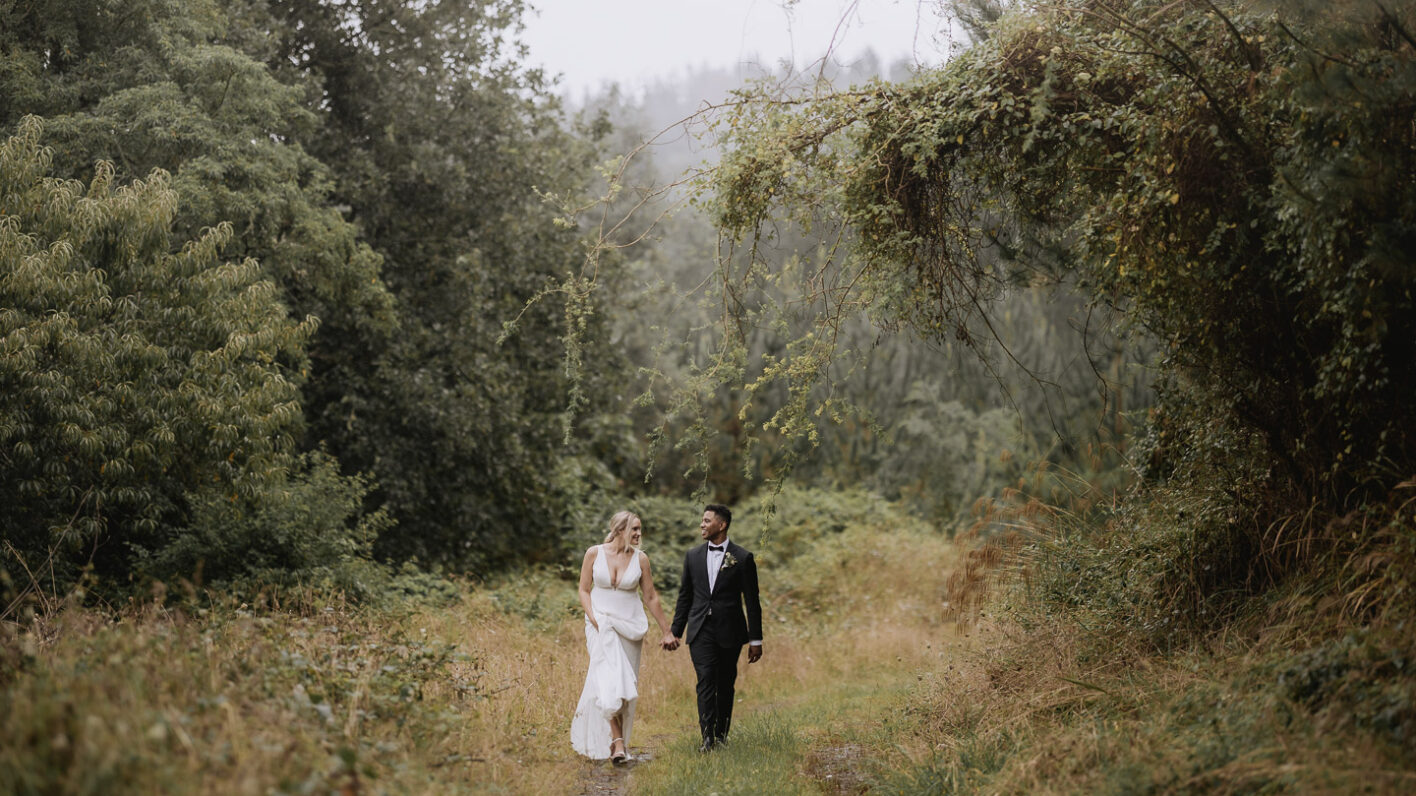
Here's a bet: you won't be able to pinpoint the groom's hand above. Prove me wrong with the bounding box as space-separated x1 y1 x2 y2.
748 644 762 663
661 633 679 651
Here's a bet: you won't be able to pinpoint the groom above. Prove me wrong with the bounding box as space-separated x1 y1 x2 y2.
668 504 763 751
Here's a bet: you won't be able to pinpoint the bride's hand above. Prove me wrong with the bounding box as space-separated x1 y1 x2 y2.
588 615 599 631
660 632 678 651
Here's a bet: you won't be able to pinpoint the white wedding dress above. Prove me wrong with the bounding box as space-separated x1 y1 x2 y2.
570 545 649 759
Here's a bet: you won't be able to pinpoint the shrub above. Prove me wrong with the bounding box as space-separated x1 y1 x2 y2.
141 451 391 597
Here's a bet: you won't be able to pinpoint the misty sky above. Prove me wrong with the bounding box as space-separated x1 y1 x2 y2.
519 0 952 97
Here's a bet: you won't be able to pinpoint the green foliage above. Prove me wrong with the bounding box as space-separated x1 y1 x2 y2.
578 57 1154 507
869 391 1020 528
145 451 392 595
1 0 635 580
478 486 923 624
1013 397 1279 643
375 562 467 609
0 0 412 592
1275 630 1416 755
630 487 917 597
733 485 894 563
248 0 622 572
0 602 474 794
0 118 332 589
1014 400 1416 653
706 1 1416 624
713 0 1416 496
0 0 395 345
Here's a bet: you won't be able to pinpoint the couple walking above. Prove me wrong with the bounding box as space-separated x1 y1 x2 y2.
571 504 763 763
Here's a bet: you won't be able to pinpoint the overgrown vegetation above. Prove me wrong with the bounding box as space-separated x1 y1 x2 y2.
5 0 1414 791
710 0 1415 522
0 118 378 593
687 0 1416 790
0 0 633 597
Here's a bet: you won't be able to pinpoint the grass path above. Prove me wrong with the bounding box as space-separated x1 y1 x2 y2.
626 621 972 796
564 524 969 795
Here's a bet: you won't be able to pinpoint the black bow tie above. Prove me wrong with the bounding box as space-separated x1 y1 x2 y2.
708 544 725 552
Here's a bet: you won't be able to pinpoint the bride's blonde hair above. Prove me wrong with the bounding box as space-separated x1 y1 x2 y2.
603 510 639 554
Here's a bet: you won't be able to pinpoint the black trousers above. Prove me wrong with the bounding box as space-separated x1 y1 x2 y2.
688 633 742 745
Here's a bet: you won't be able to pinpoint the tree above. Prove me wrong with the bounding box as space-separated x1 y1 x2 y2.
708 0 1416 510
0 0 396 353
1 0 630 574
252 0 623 569
0 118 377 594
569 59 1151 516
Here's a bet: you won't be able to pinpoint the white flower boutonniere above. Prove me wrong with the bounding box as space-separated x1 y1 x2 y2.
722 552 738 570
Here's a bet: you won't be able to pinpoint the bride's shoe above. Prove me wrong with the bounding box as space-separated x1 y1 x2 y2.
610 737 629 766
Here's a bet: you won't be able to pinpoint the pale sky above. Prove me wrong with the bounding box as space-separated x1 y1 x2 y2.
519 0 952 97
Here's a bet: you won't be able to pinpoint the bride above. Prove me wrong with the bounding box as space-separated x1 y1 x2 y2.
571 510 678 764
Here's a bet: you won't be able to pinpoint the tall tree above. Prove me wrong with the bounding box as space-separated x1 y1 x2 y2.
1 0 623 577
253 0 622 569
0 0 395 352
0 0 399 588
0 118 379 591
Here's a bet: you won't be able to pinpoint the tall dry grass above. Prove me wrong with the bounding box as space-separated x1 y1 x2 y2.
882 610 1416 795
869 469 1416 795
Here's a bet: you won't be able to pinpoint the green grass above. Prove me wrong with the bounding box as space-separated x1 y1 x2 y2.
635 713 811 796
632 613 965 795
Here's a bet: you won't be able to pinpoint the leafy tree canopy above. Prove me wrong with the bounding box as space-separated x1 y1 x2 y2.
0 117 374 591
708 0 1416 509
0 0 395 340
241 0 625 570
2 0 625 584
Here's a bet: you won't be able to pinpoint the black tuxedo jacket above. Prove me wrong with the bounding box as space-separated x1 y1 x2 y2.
671 540 763 647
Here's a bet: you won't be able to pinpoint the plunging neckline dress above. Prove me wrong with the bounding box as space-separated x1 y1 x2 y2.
570 545 649 759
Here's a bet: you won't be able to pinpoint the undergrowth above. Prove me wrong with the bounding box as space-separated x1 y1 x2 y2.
877 435 1416 794
0 595 477 794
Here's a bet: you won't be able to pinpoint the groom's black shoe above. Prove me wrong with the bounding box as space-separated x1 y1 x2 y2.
698 739 715 754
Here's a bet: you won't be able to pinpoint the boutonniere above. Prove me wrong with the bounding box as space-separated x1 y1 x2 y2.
722 552 738 570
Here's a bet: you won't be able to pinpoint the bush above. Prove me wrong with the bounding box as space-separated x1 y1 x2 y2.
141 451 391 597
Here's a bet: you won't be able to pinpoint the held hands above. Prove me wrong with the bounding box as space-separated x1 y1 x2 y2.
661 633 680 652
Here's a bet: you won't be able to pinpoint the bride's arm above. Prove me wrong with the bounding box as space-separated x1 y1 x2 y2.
578 547 599 630
638 552 678 650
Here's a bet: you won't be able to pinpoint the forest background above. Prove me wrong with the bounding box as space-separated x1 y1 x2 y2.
2 0 1414 793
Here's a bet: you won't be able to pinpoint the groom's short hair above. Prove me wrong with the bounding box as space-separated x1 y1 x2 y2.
705 503 732 531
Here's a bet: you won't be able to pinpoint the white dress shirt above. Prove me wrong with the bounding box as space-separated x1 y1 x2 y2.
706 540 727 591
706 538 760 647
